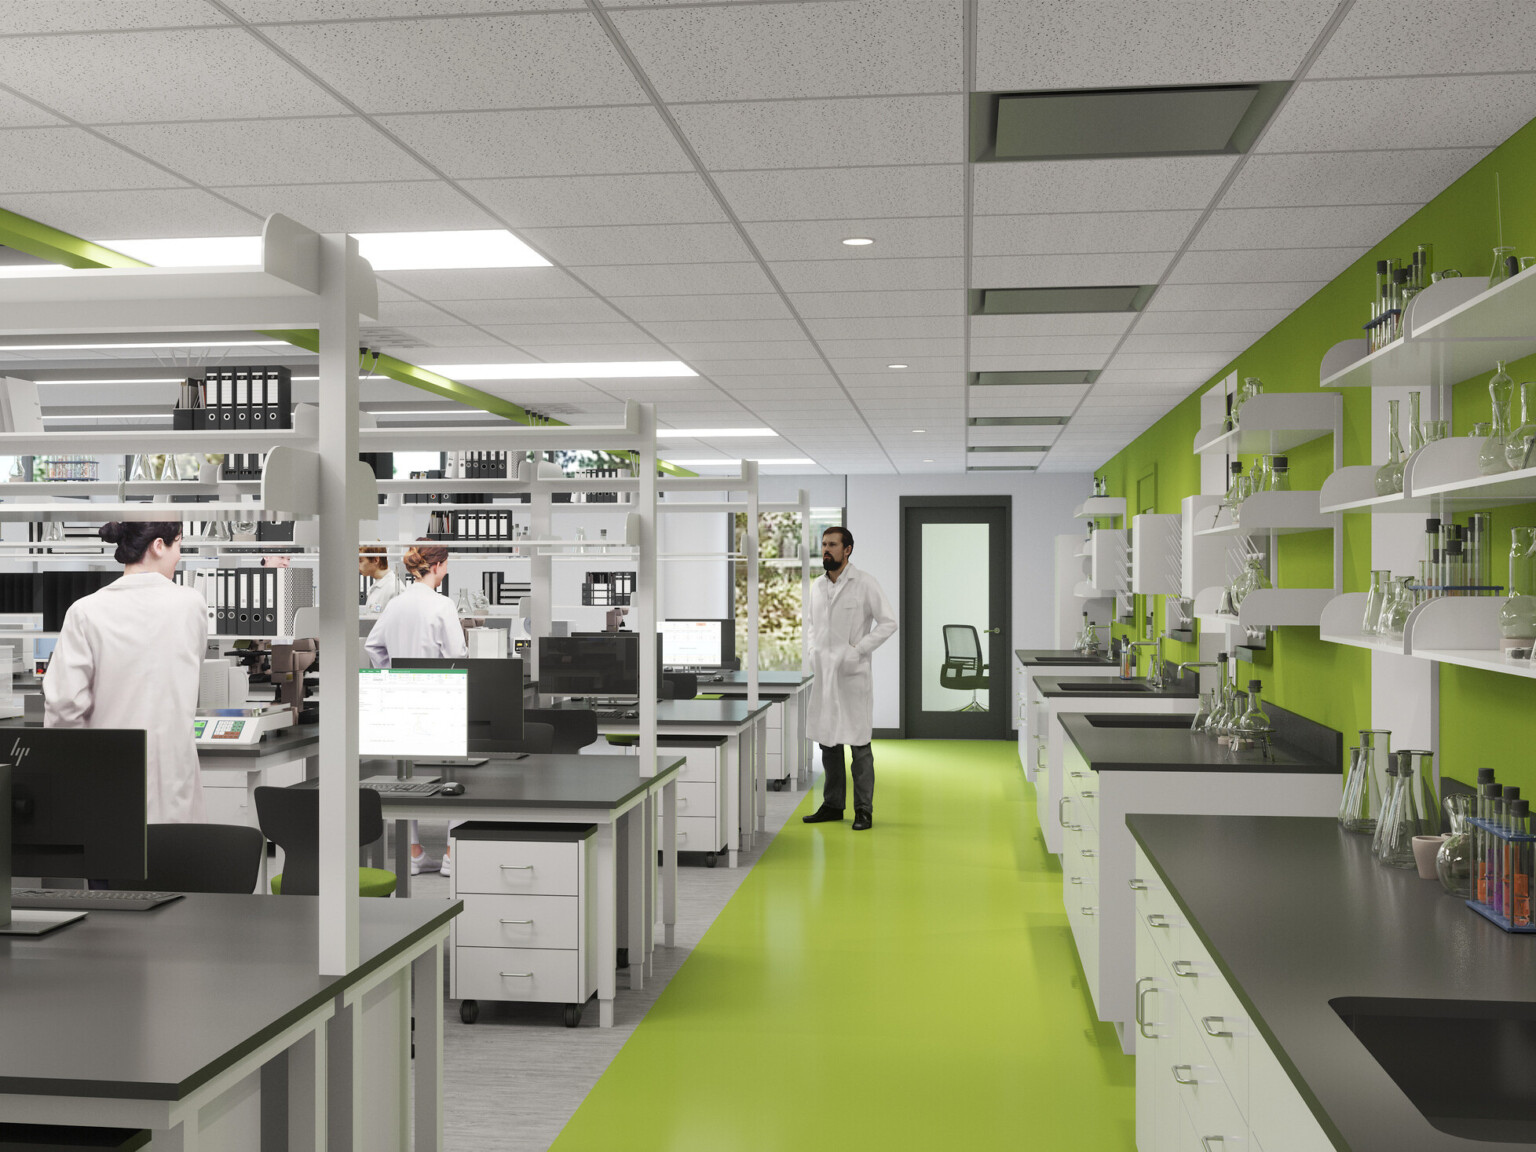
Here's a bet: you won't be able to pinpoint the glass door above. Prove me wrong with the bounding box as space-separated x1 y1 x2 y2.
901 498 1010 739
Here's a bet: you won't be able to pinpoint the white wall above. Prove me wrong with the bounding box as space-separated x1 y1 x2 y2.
845 472 1093 732
658 490 730 620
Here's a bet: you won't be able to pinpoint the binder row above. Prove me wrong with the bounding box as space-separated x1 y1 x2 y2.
581 571 635 607
482 572 531 607
195 366 293 431
425 510 514 540
222 453 264 481
445 451 508 479
180 566 313 637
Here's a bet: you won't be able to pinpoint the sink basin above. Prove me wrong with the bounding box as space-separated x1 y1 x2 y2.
1033 657 1115 665
1055 681 1155 692
1331 997 1536 1142
1085 715 1195 729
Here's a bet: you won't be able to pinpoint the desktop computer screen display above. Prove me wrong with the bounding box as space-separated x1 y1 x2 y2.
4 728 147 881
660 619 734 669
540 634 664 697
358 668 468 759
393 658 523 753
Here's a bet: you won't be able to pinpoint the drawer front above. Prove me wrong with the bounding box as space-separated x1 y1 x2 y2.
452 837 580 897
766 726 782 753
455 946 578 1005
1248 1036 1335 1152
455 894 578 950
661 814 721 853
668 780 717 820
1177 931 1252 1117
1066 878 1101 1009
670 746 720 783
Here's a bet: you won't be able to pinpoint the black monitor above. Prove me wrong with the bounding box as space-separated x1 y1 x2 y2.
540 634 663 697
660 619 735 669
4 728 147 881
392 658 524 753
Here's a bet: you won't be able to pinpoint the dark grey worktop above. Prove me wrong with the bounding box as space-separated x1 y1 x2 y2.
1061 713 1334 774
0 894 458 1100
708 671 812 694
1129 815 1536 1151
1015 649 1116 667
550 699 774 726
353 753 684 810
1032 675 1197 700
198 723 319 758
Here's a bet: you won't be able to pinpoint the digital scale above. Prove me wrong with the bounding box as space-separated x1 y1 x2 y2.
192 705 294 747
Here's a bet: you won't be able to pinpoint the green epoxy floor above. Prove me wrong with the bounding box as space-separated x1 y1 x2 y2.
552 740 1134 1151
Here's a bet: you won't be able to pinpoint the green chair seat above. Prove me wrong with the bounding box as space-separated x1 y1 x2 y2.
606 734 639 747
271 867 397 898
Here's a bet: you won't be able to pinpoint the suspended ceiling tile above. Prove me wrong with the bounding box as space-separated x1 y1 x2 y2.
461 173 724 229
687 359 832 375
477 321 655 345
743 217 964 262
1146 282 1325 312
438 297 619 326
1107 352 1232 372
1259 75 1536 153
3 188 256 238
405 347 539 366
387 325 504 349
1194 204 1415 251
714 164 964 223
218 179 497 233
610 0 960 101
644 319 807 343
0 127 186 193
1118 332 1256 356
789 290 964 318
1133 307 1290 334
1165 246 1361 285
0 28 343 122
1308 0 1536 77
840 372 959 390
522 222 755 267
805 316 965 341
262 13 646 113
670 95 963 170
576 261 776 297
818 337 965 358
0 89 64 128
100 117 434 186
1221 148 1493 209
380 267 590 300
971 211 1201 257
770 257 964 294
968 335 1121 358
609 293 792 323
668 340 820 360
374 300 462 326
378 107 690 178
829 357 961 377
972 155 1238 216
512 343 676 361
969 312 1135 338
2 1 230 33
972 252 1174 289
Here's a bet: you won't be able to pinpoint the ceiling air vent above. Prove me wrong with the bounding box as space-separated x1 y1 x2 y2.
360 326 428 350
969 415 1070 426
969 370 1099 386
970 286 1155 315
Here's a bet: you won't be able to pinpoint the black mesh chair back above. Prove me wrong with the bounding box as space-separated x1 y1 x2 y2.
254 786 385 897
941 624 989 711
663 672 698 700
112 823 264 894
525 708 598 754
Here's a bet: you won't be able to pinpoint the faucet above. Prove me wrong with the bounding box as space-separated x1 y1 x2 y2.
1174 660 1221 693
1126 639 1161 686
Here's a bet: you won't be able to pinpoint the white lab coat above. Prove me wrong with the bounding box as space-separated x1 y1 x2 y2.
363 570 404 615
363 581 467 668
43 572 208 824
804 562 897 747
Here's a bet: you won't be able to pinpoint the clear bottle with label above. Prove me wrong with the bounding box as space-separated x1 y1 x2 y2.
1375 398 1406 495
1480 361 1515 475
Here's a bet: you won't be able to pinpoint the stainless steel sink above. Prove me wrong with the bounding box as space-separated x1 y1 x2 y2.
1085 715 1194 729
1055 681 1155 692
1034 657 1115 665
1331 997 1536 1142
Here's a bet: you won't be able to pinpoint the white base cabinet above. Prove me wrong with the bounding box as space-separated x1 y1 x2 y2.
1018 658 1120 784
655 737 728 863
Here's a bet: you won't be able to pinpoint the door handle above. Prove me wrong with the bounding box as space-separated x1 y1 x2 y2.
984 628 1000 634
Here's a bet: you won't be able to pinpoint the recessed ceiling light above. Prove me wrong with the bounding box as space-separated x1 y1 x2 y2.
656 428 779 439
0 339 287 351
969 415 1072 426
923 458 934 463
912 428 926 433
967 445 1050 453
664 457 815 467
842 237 875 246
888 363 909 369
419 361 696 380
970 370 1100 386
95 236 260 266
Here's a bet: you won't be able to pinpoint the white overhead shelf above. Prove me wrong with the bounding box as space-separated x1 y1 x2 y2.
1233 587 1334 628
1074 496 1125 520
0 480 222 497
359 402 646 454
1319 592 1408 653
1400 435 1536 509
1318 590 1536 679
1191 392 1342 456
1318 464 1435 514
1195 490 1334 536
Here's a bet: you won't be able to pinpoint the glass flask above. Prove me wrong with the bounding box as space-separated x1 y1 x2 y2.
1220 462 1243 515
1479 361 1514 475
1408 390 1425 454
1235 473 1252 504
1230 679 1273 757
1382 575 1416 639
1375 398 1406 495
1373 754 1420 868
1505 382 1536 471
1231 377 1262 428
1489 245 1518 289
1437 794 1476 898
1341 730 1392 834
1189 689 1215 733
1361 569 1393 635
1269 455 1292 491
1250 455 1272 493
1499 526 1536 651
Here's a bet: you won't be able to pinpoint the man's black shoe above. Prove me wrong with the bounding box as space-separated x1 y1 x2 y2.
851 811 872 831
802 807 844 824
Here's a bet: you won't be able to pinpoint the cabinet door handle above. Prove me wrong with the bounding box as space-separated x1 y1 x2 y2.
499 864 534 871
1201 1016 1234 1038
1069 876 1084 885
1080 849 1096 858
1082 789 1097 798
1128 878 1148 891
1172 960 1199 978
1201 1139 1226 1151
1080 906 1096 916
499 919 534 926
1146 914 1172 928
1070 771 1085 779
499 972 535 979
1171 1065 1199 1085
1135 977 1161 1038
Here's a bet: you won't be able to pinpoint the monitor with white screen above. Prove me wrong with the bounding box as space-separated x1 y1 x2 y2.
358 668 468 758
660 619 733 669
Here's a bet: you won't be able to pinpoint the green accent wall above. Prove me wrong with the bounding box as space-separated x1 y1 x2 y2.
1096 114 1536 794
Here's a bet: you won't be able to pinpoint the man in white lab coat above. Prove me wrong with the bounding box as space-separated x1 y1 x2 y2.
803 526 897 831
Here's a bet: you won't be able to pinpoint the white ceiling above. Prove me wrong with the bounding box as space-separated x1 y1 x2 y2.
0 0 1532 473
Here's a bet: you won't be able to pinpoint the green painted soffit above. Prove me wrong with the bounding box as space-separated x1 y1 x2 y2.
0 209 694 477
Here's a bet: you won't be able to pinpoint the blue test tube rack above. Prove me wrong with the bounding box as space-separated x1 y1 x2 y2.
1465 816 1536 934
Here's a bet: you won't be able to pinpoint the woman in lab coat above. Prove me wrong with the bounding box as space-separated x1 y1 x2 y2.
364 544 467 873
359 546 403 615
44 521 208 824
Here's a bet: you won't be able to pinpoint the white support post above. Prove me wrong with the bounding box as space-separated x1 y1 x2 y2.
530 468 552 690
317 233 361 976
637 404 658 777
745 461 760 712
799 488 811 679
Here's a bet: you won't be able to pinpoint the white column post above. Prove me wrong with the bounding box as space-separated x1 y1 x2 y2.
745 461 760 711
799 489 812 678
637 404 658 777
530 467 552 690
317 233 361 975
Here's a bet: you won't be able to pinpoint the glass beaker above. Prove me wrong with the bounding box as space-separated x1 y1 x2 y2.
1423 419 1450 442
1341 730 1392 834
1499 527 1536 651
1437 794 1475 898
1251 455 1273 493
1489 245 1518 289
1375 398 1406 495
1505 382 1536 471
1270 455 1292 491
1480 361 1514 475
1374 754 1420 868
1379 576 1414 639
1361 569 1392 635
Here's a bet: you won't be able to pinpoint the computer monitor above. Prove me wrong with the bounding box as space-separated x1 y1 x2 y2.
539 634 662 697
393 658 523 753
661 619 735 669
4 728 147 882
358 668 468 759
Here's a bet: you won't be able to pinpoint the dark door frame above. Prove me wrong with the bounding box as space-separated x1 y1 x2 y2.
897 495 1012 740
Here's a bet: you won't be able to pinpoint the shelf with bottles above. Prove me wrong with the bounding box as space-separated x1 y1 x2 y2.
1190 392 1342 456
1394 430 1536 509
1073 495 1125 521
1194 489 1335 537
1319 591 1411 654
1317 465 1439 514
1402 595 1536 680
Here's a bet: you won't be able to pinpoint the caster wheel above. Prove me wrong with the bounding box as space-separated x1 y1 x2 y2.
705 852 718 868
459 1000 479 1025
564 1003 583 1028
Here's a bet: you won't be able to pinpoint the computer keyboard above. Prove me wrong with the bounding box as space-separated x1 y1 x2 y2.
594 709 639 720
10 888 184 911
360 779 443 796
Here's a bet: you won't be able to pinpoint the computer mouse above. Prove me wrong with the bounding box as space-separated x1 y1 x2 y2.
440 781 466 796
623 710 639 719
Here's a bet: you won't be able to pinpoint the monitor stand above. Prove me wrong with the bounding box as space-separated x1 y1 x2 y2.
411 758 489 769
0 908 88 936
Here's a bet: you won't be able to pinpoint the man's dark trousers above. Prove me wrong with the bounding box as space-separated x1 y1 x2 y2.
819 742 874 814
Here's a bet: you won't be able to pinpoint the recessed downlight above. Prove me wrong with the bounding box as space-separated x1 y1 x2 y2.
888 363 909 369
842 237 875 246
923 458 934 463
912 428 926 433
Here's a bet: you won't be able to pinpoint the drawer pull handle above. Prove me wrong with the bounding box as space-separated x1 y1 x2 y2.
1058 796 1080 831
1146 914 1172 928
1070 771 1085 779
1171 1065 1199 1086
1082 790 1097 798
1080 849 1096 858
499 864 535 871
1080 906 1096 916
1201 1139 1225 1151
1201 1016 1234 1038
678 798 688 807
1172 960 1199 978
1128 878 1148 891
499 972 535 979
1134 976 1161 1038
1069 876 1083 885
499 919 534 926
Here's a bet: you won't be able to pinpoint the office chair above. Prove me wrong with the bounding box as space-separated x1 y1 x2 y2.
525 708 599 754
940 624 989 712
662 672 698 701
255 786 397 898
507 721 554 754
112 823 264 895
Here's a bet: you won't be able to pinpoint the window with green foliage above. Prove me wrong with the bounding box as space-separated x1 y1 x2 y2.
733 508 843 670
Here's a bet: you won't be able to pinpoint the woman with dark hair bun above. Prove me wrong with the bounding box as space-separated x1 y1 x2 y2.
43 520 209 823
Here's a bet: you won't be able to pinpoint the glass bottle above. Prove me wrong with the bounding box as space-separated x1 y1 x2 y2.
1374 752 1427 868
1411 243 1433 291
1499 527 1536 651
1343 729 1392 836
1250 454 1272 494
1504 382 1536 471
1222 462 1243 510
1436 793 1475 898
1269 455 1292 491
1375 398 1406 495
1361 569 1392 635
1231 679 1273 757
1190 689 1215 733
1512 799 1532 928
1408 390 1425 454
1479 361 1514 475
1489 245 1518 289
1382 575 1416 639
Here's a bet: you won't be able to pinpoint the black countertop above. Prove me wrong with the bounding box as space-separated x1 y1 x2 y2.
1129 814 1536 1151
1061 713 1334 774
1014 649 1116 667
346 753 684 810
548 699 773 727
0 894 458 1100
1031 674 1198 700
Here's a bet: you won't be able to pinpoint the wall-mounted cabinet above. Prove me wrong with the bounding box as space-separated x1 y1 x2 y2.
1130 513 1180 595
1086 529 1128 594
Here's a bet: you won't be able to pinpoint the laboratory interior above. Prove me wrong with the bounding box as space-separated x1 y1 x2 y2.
2 2 1536 1150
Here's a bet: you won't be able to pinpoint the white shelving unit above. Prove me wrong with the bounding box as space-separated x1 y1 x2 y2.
1318 464 1436 514
1318 591 1408 654
1074 495 1125 521
1194 490 1335 537
1190 392 1341 456
1407 596 1536 679
1085 528 1128 594
1129 513 1180 595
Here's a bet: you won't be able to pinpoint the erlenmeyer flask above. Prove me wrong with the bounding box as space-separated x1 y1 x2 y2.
1361 569 1392 635
1489 245 1517 289
1382 576 1416 640
1341 730 1391 834
1373 753 1418 867
1399 750 1440 836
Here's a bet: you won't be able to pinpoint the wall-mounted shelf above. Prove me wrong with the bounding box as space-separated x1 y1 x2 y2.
1074 496 1125 520
1191 392 1342 456
1087 529 1128 593
1072 580 1113 601
1400 435 1536 508
0 480 222 497
1195 490 1334 536
1231 587 1334 628
1318 464 1435 514
1319 592 1408 653
1319 591 1536 679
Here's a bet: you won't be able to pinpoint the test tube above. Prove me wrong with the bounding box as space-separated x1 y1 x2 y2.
1444 540 1464 595
1412 244 1433 291
1372 260 1390 350
1391 268 1410 341
1465 513 1491 593
1477 770 1497 905
1513 799 1532 928
1504 787 1523 920
1491 785 1508 912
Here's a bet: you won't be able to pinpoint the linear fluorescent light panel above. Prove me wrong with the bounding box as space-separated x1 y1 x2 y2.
970 370 1100 386
665 458 814 467
95 229 549 271
657 428 779 438
96 236 261 266
422 361 696 380
969 415 1071 426
0 339 286 351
